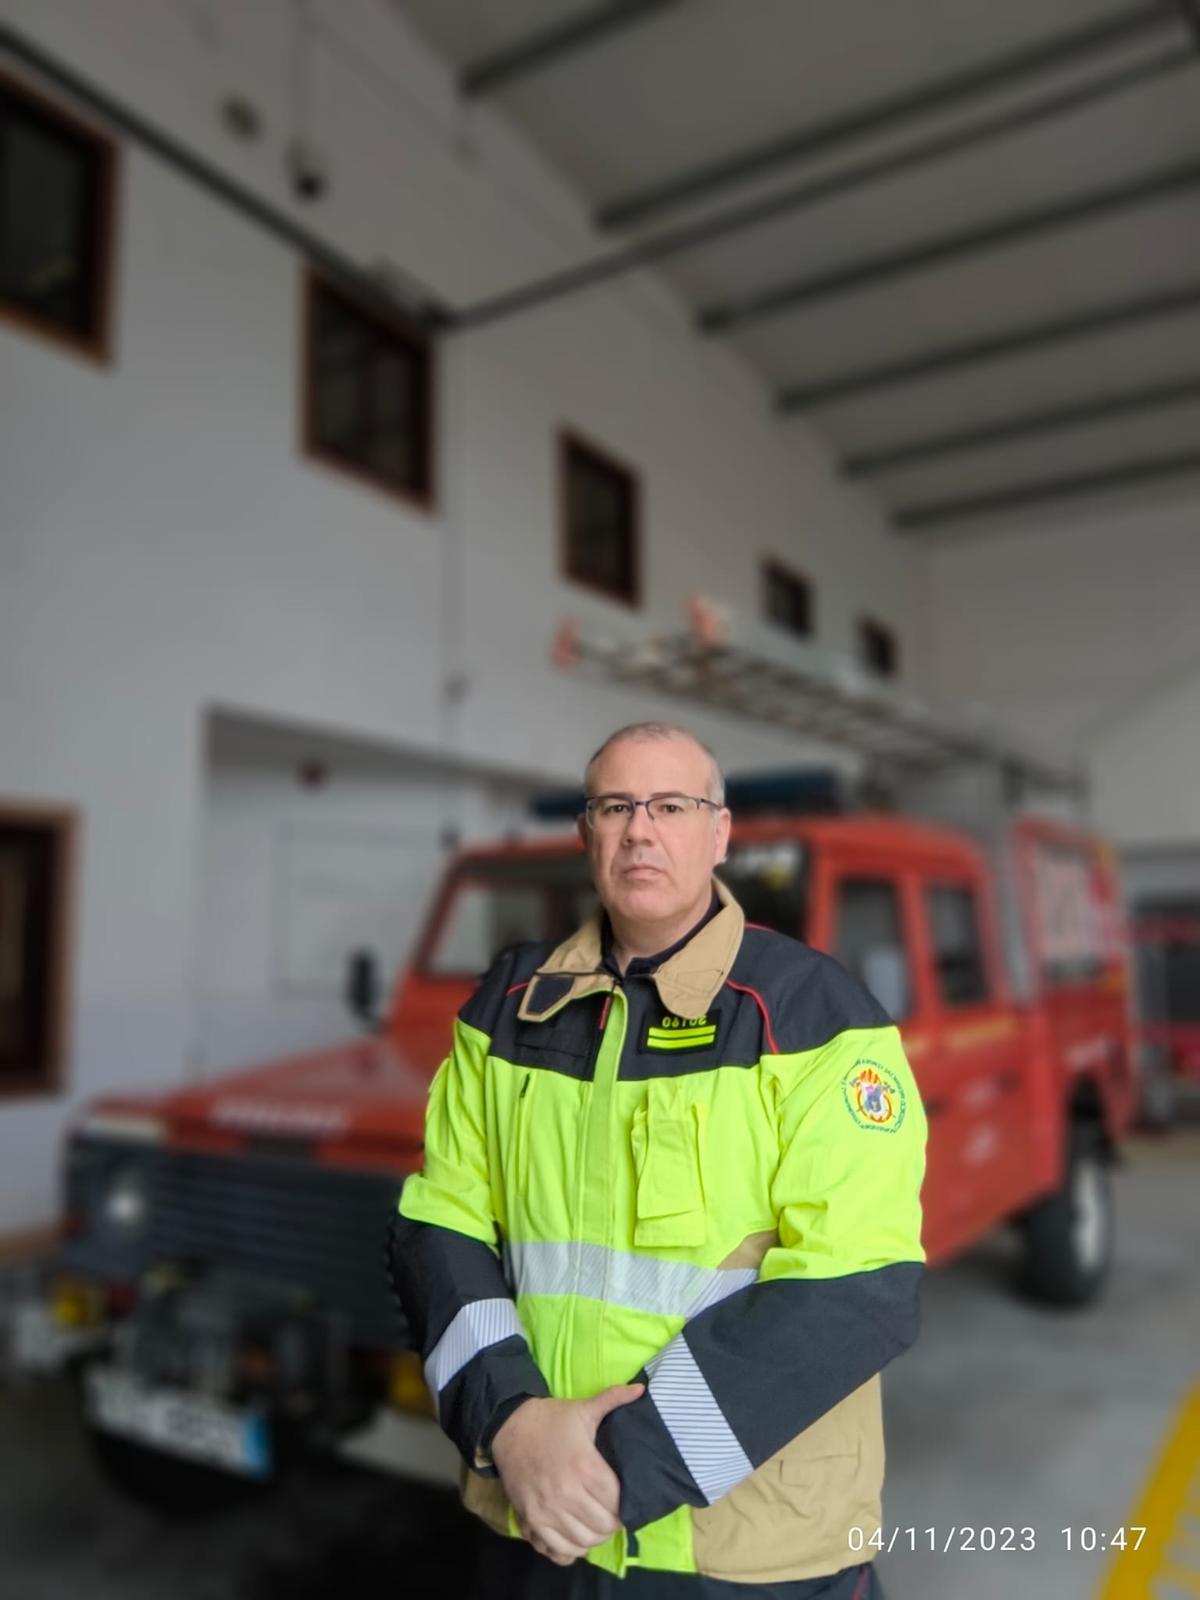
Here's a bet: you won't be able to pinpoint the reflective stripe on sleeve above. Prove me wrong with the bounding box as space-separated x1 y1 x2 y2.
503 1240 757 1320
646 1336 753 1504
424 1298 526 1395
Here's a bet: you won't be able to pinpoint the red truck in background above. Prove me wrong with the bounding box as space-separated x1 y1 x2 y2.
37 791 1140 1507
1129 906 1200 1125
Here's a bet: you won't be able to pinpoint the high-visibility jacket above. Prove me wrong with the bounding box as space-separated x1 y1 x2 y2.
392 877 927 1584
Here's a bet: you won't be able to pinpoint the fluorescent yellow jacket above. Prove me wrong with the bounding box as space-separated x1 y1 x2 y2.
392 878 927 1583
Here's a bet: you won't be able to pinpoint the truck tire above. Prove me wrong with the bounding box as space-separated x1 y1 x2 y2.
1017 1124 1112 1308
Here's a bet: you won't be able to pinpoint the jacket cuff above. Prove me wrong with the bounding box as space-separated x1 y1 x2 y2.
438 1335 550 1472
593 1369 706 1531
474 1391 539 1472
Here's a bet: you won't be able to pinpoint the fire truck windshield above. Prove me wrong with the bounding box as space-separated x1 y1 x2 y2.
717 840 807 942
424 839 807 979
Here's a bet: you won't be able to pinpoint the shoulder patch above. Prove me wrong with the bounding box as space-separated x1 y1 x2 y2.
842 1057 907 1133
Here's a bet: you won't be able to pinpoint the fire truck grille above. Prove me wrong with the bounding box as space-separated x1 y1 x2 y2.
64 1142 410 1351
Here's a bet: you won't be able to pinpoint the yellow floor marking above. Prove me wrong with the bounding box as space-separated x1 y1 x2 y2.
1097 1382 1200 1597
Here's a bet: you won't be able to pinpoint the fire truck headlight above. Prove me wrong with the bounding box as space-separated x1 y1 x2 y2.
102 1166 151 1234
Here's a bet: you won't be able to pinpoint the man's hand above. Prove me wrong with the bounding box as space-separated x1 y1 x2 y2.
491 1383 644 1566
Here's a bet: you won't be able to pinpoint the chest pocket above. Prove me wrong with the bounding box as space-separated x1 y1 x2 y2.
511 1016 590 1074
630 1079 708 1248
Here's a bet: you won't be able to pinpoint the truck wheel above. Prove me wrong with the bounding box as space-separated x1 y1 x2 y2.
1017 1125 1112 1308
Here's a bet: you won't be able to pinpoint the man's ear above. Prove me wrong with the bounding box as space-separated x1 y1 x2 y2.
715 807 732 863
576 815 589 851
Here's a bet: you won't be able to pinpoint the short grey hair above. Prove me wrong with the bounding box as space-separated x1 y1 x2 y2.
583 721 726 805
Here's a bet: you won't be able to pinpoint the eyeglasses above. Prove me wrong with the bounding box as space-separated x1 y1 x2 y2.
582 793 721 831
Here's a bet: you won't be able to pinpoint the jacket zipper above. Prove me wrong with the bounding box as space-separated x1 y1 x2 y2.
566 980 623 1394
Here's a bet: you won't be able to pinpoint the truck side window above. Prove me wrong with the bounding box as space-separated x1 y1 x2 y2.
927 885 989 1007
429 884 547 976
834 878 912 1020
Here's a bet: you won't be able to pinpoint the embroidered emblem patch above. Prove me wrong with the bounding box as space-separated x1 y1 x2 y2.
643 1010 719 1052
842 1058 906 1133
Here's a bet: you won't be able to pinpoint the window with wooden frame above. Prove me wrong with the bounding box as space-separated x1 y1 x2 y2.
0 71 117 362
559 430 640 607
0 806 76 1100
302 270 435 509
858 615 899 679
762 559 813 640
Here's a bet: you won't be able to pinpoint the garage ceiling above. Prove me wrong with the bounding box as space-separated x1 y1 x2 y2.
393 0 1200 536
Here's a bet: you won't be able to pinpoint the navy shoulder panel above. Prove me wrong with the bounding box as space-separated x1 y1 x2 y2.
730 925 891 1054
457 939 555 1036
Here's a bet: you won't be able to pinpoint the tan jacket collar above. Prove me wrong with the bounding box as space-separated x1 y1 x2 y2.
517 876 744 1023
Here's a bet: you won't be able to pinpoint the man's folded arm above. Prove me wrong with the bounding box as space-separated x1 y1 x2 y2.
389 1005 548 1474
595 1022 928 1532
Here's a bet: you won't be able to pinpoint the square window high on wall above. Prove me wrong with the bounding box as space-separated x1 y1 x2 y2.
0 71 117 362
762 559 813 639
0 806 77 1101
559 430 640 607
858 616 899 679
302 270 435 509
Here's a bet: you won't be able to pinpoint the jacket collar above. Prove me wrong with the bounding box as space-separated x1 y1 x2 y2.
517 876 744 1024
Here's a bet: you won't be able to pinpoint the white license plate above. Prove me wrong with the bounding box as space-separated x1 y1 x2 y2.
84 1366 271 1478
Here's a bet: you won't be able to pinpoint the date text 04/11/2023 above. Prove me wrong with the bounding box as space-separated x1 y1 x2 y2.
847 1527 1148 1555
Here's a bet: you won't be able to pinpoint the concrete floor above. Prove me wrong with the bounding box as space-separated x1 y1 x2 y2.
2 1118 1197 1600
882 1117 1200 1599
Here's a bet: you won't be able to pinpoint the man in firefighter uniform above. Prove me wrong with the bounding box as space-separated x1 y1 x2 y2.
391 722 927 1597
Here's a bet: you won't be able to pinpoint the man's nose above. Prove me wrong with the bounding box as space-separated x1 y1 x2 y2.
621 803 656 843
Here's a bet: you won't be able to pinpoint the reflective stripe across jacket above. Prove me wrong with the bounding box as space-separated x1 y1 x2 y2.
392 876 928 1584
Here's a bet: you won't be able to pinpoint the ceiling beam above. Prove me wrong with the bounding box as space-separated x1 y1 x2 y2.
595 0 1177 229
452 43 1191 333
843 375 1200 476
893 450 1200 531
776 282 1200 411
697 158 1200 336
459 0 684 99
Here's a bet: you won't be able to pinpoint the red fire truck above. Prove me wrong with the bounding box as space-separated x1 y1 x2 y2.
39 785 1139 1506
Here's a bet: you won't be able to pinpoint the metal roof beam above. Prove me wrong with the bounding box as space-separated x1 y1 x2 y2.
459 0 684 99
893 449 1200 531
776 282 1200 411
595 1 1177 229
843 374 1200 476
698 159 1200 336
451 43 1191 334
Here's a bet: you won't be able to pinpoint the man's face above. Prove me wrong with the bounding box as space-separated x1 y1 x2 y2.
578 735 732 929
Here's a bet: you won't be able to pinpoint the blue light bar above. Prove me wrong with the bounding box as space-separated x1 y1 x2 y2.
725 768 847 815
528 790 586 821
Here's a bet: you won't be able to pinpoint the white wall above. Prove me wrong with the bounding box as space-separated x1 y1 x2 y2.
917 493 1200 845
195 714 535 1073
0 0 919 1232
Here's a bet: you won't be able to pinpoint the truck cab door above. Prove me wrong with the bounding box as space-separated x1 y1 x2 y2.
819 863 956 1264
917 876 1032 1241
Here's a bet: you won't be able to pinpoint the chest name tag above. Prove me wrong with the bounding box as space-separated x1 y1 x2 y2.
643 1010 719 1052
